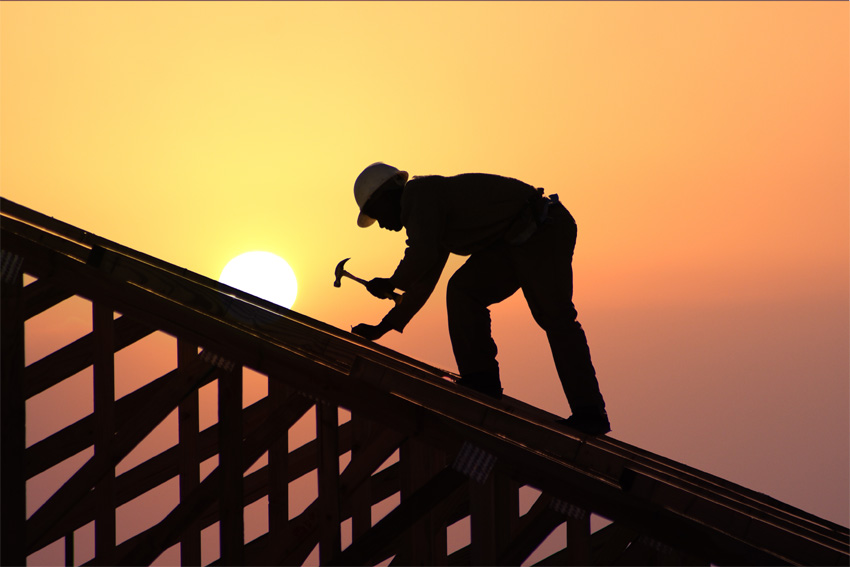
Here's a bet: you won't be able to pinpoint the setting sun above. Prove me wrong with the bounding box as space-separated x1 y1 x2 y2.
219 251 298 308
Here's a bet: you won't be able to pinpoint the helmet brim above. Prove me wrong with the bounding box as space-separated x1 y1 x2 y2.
357 213 376 228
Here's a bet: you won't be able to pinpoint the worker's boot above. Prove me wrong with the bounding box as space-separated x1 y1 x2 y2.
558 407 610 435
456 370 503 400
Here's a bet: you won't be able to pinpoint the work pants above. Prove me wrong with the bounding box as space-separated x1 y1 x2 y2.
446 203 606 413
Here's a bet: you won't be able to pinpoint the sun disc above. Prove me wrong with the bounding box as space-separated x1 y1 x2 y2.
219 251 297 308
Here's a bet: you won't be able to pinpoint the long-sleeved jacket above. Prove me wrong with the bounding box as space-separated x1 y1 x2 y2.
381 173 540 331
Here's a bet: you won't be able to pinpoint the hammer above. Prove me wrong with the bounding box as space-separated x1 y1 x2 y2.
333 258 402 305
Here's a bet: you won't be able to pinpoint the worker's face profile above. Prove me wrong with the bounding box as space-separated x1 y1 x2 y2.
364 189 403 232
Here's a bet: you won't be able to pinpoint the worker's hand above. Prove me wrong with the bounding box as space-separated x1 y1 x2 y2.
352 321 392 341
365 277 396 300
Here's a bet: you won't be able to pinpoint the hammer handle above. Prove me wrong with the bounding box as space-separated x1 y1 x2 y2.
345 271 402 303
343 271 369 286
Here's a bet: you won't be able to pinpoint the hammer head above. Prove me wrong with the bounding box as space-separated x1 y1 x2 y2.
333 257 350 287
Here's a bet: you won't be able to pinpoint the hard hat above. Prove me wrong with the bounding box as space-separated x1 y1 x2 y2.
354 162 408 227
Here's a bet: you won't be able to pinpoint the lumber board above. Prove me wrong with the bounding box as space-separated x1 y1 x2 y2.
178 340 202 566
25 350 217 481
495 474 520 546
512 396 850 546
2 222 355 380
30 394 343 553
93 302 116 564
267 374 290 543
317 402 341 564
3 196 460 388
349 412 375 540
24 313 155 399
23 274 75 320
3 228 365 413
5 198 848 566
26 354 218 553
116 390 315 566
497 492 562 565
89 243 358 372
218 366 245 565
400 437 436 563
566 508 591 565
256 426 408 566
587 522 639 566
330 467 468 566
470 470 498 565
1 259 27 567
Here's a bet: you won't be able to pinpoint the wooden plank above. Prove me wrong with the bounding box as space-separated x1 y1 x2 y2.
330 467 467 566
258 427 407 566
1 253 26 567
2 224 357 381
494 473 520 552
36 399 353 549
588 521 637 565
513 394 850 547
26 354 219 554
219 364 244 565
25 346 217 481
93 302 116 565
317 402 341 563
349 412 374 540
178 340 201 566
65 533 74 566
469 467 498 564
341 462 400 523
267 374 290 543
25 313 155 399
116 389 315 566
496 492 561 565
565 508 591 566
400 437 447 565
23 275 75 320
399 437 424 563
89 243 358 372
427 449 449 565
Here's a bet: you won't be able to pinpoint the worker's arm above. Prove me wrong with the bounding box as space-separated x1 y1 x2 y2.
383 251 448 330
352 251 449 340
353 182 449 341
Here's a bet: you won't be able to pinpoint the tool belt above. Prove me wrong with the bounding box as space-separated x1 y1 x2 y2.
504 188 559 245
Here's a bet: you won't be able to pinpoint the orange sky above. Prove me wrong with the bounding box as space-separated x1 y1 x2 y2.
2 1 848 562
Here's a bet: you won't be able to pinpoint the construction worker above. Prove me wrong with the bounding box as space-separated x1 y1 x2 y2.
351 162 610 435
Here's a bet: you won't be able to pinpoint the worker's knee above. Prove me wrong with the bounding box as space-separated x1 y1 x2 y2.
529 304 580 332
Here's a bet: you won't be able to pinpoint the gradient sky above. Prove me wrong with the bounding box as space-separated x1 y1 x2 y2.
2 0 848 558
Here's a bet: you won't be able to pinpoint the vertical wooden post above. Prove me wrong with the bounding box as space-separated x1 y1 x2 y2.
349 413 373 541
1 253 26 567
425 448 448 565
65 532 75 566
93 302 116 565
470 472 498 565
400 437 445 564
317 402 341 563
494 473 520 553
566 510 591 565
178 340 201 566
268 374 290 540
219 364 244 565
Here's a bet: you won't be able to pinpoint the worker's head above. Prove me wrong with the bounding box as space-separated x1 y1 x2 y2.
354 162 408 229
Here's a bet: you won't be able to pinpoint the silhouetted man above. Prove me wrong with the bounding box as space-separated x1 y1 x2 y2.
350 162 610 434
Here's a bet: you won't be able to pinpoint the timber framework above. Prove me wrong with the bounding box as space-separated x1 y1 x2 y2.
2 197 848 566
